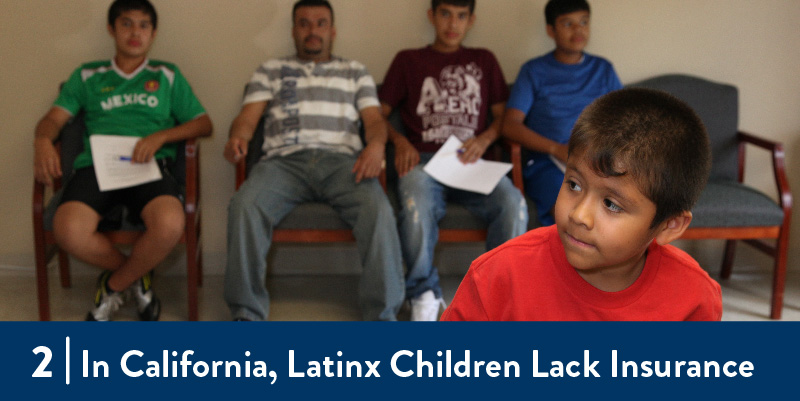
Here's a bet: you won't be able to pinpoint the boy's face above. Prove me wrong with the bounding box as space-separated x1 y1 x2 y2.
554 152 662 281
547 10 590 56
293 6 336 62
108 10 156 60
428 4 475 52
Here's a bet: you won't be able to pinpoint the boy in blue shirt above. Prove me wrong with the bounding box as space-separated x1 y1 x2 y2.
503 0 621 226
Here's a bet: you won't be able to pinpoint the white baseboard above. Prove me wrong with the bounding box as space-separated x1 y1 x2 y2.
1 239 777 279
0 242 485 278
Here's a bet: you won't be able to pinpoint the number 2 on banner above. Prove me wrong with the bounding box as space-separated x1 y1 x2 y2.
32 346 53 378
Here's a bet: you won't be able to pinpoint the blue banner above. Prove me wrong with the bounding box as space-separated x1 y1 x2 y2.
3 322 797 400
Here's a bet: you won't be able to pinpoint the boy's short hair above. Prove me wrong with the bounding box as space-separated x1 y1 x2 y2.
108 0 158 29
569 88 711 227
432 0 476 14
293 0 335 24
545 0 590 26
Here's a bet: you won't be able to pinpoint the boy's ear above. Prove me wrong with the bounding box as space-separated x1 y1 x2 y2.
427 8 435 24
654 211 692 246
546 24 555 39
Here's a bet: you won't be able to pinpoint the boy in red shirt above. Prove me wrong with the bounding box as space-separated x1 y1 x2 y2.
442 88 722 321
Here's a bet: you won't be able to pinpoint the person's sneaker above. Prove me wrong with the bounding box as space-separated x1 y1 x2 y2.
410 289 447 321
86 271 124 321
130 271 161 321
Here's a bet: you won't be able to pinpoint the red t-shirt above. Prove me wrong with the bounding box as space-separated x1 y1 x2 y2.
441 225 723 321
379 46 508 153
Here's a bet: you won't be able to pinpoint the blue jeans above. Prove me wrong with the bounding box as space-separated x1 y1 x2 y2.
397 154 528 299
523 152 564 226
224 150 404 321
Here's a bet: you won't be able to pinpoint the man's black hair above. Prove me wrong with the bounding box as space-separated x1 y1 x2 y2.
545 0 590 26
293 0 335 24
431 0 476 14
108 0 158 29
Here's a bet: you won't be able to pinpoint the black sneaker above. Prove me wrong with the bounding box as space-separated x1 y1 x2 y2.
86 271 124 321
130 271 161 321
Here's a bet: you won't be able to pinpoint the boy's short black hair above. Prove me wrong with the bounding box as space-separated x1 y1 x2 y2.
293 0 335 24
569 88 711 227
108 0 158 29
431 0 476 14
545 0 590 26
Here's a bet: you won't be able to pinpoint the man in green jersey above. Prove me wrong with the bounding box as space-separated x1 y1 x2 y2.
33 0 213 321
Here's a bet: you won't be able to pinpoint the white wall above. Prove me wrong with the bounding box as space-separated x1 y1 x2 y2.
2 0 798 273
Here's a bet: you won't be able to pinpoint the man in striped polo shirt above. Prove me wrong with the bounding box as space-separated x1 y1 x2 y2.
223 0 404 321
33 0 212 321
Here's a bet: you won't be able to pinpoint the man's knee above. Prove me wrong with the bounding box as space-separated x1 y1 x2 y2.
398 166 433 194
227 189 280 232
227 191 250 219
355 184 394 222
398 174 439 214
153 212 185 242
142 197 185 242
52 202 100 247
502 185 527 214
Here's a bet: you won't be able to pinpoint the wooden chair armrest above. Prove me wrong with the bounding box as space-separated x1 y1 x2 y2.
501 139 525 193
33 180 46 225
33 136 65 228
379 166 387 192
183 138 199 214
737 131 792 211
738 131 782 151
235 159 247 191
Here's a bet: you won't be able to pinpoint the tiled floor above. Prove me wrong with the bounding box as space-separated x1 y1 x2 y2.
2 267 799 321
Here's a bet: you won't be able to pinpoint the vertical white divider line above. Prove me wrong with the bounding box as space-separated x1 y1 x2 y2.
66 336 70 385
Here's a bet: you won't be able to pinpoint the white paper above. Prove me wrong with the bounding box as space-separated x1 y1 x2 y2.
89 135 162 192
423 136 513 195
549 154 567 173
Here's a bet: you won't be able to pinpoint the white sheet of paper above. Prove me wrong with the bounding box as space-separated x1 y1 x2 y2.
549 154 566 173
89 135 162 192
423 136 513 195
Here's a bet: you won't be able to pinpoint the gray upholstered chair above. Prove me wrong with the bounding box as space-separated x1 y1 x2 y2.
632 74 792 319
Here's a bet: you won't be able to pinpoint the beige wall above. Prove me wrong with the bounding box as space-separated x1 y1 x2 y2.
2 0 799 271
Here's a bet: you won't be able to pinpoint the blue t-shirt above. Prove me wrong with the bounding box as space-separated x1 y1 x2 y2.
507 51 622 145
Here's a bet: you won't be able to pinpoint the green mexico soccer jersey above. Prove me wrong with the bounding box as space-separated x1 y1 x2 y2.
54 59 206 170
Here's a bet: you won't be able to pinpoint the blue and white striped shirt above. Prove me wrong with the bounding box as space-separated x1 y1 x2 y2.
244 56 379 159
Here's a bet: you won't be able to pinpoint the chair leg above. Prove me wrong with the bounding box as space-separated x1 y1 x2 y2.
185 223 199 321
58 250 72 288
720 239 737 279
196 218 203 287
770 229 790 320
186 259 199 321
34 244 51 321
197 244 203 287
